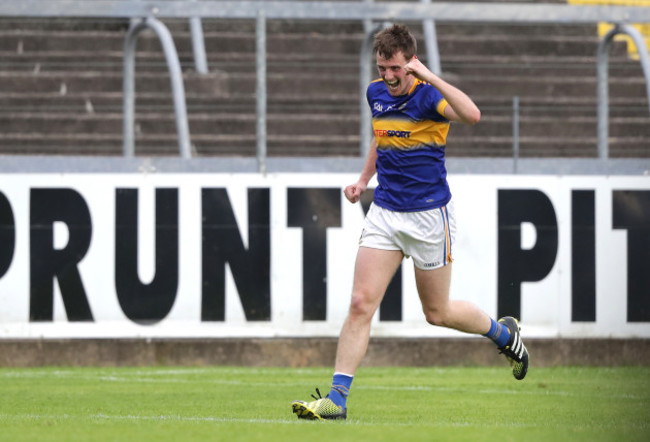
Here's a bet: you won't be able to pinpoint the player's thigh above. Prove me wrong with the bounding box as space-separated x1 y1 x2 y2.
352 246 403 308
414 262 452 311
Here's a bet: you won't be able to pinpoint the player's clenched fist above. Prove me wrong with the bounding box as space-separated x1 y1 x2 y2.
404 56 431 82
344 182 366 203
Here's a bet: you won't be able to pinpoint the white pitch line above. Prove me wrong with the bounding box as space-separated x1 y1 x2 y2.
0 412 541 428
3 413 648 430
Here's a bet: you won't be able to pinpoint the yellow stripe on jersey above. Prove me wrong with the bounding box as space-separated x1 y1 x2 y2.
437 99 449 117
373 118 450 149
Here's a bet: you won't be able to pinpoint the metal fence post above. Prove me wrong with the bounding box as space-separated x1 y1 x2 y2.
189 16 209 73
363 0 373 34
256 8 267 174
513 95 519 173
421 0 442 75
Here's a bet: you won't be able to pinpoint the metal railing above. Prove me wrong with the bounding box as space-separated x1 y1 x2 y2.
123 17 192 158
597 23 650 159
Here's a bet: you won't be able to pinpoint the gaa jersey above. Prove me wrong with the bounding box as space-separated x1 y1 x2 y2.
367 77 451 212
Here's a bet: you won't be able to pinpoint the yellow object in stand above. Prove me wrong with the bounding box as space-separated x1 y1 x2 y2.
568 0 650 60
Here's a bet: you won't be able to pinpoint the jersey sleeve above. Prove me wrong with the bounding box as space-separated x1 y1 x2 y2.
423 86 449 122
436 99 449 118
366 80 381 108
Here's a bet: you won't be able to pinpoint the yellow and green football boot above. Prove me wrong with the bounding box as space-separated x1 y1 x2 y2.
291 388 347 420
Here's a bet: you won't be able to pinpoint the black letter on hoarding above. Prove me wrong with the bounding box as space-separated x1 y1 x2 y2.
30 188 93 321
360 192 402 321
115 188 179 324
288 188 341 321
613 190 650 322
572 190 596 321
497 189 558 319
202 188 270 321
0 192 15 278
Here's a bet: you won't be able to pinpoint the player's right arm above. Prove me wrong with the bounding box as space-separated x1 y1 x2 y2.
344 137 377 203
404 57 480 126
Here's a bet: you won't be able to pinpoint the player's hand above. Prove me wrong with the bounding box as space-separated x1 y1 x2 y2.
344 182 366 203
404 56 431 81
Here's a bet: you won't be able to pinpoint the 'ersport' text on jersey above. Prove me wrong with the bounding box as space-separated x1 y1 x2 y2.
374 129 412 138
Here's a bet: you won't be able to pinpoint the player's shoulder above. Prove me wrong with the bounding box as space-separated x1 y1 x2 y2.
411 79 443 103
367 79 386 95
413 79 438 95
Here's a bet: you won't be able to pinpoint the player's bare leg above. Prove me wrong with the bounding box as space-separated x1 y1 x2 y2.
415 263 529 379
415 263 492 334
334 247 404 374
292 246 402 420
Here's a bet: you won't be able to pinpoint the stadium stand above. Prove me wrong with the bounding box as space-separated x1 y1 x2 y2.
0 0 648 158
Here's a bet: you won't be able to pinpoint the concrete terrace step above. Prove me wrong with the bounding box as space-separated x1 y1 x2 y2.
0 132 358 157
2 51 644 81
1 91 644 110
2 68 647 101
0 29 619 59
0 71 229 95
19 18 584 38
0 112 358 136
223 72 650 98
2 113 648 145
1 132 644 158
0 51 363 76
450 116 650 138
447 136 649 158
0 91 360 114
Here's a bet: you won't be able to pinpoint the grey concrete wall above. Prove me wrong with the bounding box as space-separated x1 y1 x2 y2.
1 338 648 367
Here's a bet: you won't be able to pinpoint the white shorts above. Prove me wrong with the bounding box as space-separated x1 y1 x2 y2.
359 202 456 270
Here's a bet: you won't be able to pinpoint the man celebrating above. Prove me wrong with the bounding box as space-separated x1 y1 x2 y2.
292 24 528 421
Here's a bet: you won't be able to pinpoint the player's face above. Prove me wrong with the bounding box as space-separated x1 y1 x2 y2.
376 51 414 96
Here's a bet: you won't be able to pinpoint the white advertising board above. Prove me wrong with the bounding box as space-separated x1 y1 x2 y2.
0 173 648 338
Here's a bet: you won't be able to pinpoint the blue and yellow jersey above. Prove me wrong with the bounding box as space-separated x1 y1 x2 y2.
367 78 451 212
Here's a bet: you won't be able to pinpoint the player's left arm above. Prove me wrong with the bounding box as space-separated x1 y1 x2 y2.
404 57 481 125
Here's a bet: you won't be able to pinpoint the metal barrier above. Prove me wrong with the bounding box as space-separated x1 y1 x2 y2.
189 0 208 74
597 24 650 159
123 17 192 158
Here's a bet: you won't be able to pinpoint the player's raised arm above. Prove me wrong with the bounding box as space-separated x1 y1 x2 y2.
404 57 481 126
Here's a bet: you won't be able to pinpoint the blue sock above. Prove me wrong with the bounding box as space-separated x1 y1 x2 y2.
483 318 511 347
328 372 353 409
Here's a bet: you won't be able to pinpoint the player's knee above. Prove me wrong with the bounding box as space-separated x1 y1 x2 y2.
348 291 376 320
423 307 449 327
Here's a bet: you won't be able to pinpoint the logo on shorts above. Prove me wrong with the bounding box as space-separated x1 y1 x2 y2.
423 261 440 268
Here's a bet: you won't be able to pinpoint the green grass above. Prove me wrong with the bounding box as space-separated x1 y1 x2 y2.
0 366 648 441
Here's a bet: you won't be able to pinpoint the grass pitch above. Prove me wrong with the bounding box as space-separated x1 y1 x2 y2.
0 366 648 441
